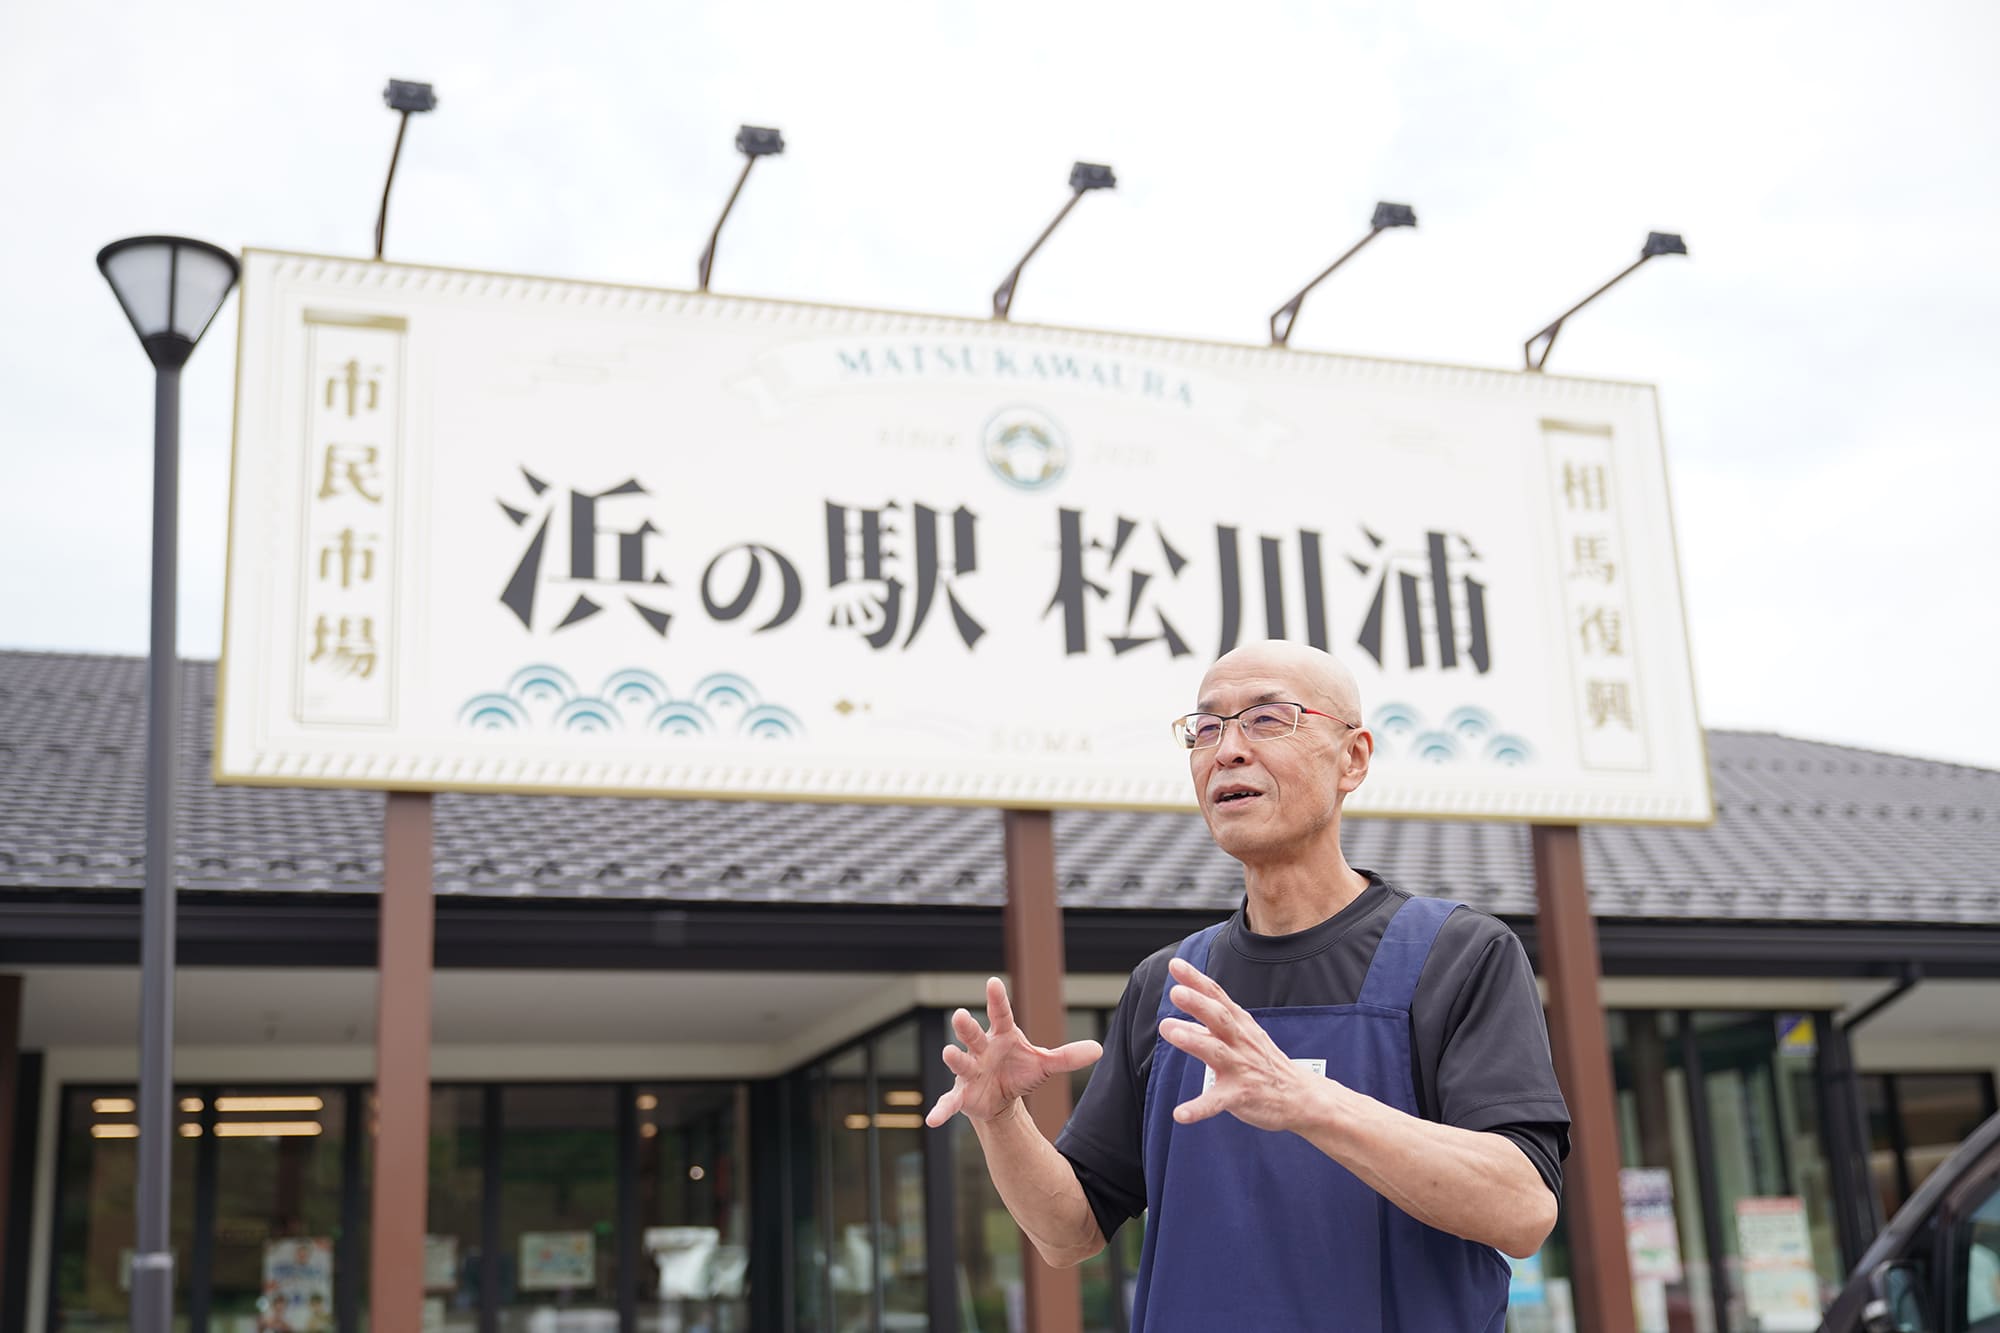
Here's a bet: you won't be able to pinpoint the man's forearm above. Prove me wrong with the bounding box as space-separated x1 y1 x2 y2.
1294 1083 1557 1258
968 1099 1107 1268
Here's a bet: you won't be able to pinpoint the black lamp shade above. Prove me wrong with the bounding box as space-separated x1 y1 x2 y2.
97 236 241 370
1642 231 1688 259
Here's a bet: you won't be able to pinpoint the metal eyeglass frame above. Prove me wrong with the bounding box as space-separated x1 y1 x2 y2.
1171 701 1360 750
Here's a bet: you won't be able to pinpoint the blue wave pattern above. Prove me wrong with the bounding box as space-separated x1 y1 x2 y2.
456 665 804 740
1368 702 1532 766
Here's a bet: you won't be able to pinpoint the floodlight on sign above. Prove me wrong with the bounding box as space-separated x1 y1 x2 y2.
1523 231 1689 371
1371 202 1418 231
375 78 438 260
1269 200 1420 346
383 79 438 114
1069 162 1117 192
700 124 788 291
992 161 1119 320
736 125 786 157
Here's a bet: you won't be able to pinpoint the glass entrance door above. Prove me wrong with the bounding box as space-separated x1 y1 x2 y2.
1511 1009 1854 1333
1613 1011 1718 1333
1688 1013 1844 1332
632 1083 751 1332
498 1086 618 1332
204 1086 351 1333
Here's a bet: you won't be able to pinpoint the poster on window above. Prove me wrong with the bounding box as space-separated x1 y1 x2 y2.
422 1234 457 1291
220 250 1711 821
519 1230 595 1291
1735 1196 1821 1331
260 1236 334 1331
1620 1167 1684 1282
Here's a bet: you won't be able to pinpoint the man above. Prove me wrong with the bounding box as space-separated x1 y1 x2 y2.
927 640 1569 1331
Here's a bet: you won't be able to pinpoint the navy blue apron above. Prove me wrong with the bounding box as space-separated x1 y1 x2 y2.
1130 896 1511 1332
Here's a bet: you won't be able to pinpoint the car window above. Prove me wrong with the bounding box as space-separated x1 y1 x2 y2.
1957 1178 2000 1331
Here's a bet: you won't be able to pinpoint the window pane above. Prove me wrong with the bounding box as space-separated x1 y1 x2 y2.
1862 1074 1904 1219
952 1008 1119 1332
53 1086 199 1333
1774 1052 1844 1300
1895 1073 1993 1196
1692 1013 1843 1331
1508 1205 1573 1333
826 1046 872 1330
954 1117 1020 1333
206 1086 348 1332
1116 1214 1144 1328
791 1068 829 1333
1628 1013 1720 1332
876 1021 929 1325
1065 1010 1099 1112
498 1086 618 1332
424 1086 484 1332
1077 1246 1116 1333
634 1083 751 1332
1064 1011 1120 1333
1663 1057 1719 1332
1602 1012 1714 1333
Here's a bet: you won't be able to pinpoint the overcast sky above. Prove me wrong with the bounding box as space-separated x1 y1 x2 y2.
3 0 1996 770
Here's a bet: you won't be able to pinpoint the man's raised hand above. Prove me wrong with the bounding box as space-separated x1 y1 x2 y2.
1157 956 1323 1132
925 977 1104 1128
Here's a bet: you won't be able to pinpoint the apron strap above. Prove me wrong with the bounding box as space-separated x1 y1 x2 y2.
1154 923 1228 1026
1356 896 1463 1013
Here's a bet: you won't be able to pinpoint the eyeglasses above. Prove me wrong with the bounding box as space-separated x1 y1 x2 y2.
1170 701 1358 750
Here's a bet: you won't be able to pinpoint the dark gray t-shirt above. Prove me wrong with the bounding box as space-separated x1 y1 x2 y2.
1055 871 1571 1243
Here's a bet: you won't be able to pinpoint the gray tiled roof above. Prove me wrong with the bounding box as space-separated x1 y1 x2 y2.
2 651 1997 924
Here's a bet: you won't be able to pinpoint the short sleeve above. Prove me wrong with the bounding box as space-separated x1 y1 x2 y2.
1419 917 1571 1157
1056 950 1169 1241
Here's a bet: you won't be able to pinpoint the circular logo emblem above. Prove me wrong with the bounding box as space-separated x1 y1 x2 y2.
983 407 1070 490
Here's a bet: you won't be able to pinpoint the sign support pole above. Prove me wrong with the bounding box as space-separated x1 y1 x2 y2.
371 791 435 1333
1531 823 1635 1333
1001 808 1083 1333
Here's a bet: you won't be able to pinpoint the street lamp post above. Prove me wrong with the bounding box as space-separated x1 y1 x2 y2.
96 235 240 1333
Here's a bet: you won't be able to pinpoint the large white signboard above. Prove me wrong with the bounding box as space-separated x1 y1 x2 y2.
219 250 1711 821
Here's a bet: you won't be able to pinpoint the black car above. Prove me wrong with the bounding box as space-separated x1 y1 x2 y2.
1820 1110 2000 1332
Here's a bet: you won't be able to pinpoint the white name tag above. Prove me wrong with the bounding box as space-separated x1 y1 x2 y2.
1202 1057 1325 1094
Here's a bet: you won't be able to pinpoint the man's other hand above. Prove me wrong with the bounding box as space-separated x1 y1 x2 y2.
925 976 1104 1128
1159 956 1323 1132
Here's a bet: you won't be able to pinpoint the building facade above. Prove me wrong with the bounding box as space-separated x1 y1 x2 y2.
3 649 1999 1332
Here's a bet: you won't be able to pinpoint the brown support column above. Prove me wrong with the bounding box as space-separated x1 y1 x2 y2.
1532 823 1635 1333
1001 808 1083 1333
371 792 435 1333
0 974 20 1306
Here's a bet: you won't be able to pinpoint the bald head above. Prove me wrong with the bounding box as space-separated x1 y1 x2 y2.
1198 640 1363 725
